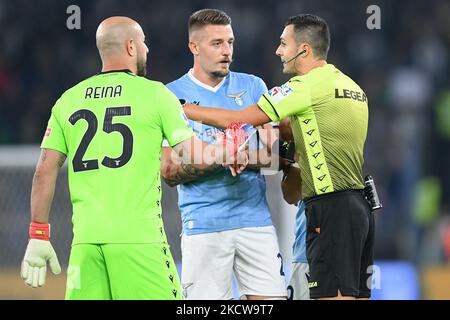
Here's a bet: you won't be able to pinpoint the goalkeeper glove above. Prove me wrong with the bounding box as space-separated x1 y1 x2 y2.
21 222 61 288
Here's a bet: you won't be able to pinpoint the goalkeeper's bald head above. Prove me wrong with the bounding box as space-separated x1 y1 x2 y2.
96 16 148 76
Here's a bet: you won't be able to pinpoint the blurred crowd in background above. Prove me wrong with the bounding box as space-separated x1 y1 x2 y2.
1 0 450 268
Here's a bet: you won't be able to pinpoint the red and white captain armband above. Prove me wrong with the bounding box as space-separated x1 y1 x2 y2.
29 222 51 241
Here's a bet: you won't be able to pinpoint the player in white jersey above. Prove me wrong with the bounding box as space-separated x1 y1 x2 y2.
160 9 286 300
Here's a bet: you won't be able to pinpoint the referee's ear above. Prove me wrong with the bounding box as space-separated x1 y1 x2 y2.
298 43 310 58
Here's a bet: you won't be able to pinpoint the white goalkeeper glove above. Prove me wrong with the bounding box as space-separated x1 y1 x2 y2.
21 222 61 288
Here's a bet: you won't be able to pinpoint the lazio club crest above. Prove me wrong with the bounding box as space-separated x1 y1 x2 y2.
227 90 247 106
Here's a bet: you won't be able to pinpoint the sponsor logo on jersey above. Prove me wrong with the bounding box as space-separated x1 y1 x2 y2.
335 88 367 102
227 90 247 106
280 84 294 95
268 85 294 103
44 127 51 137
268 87 280 97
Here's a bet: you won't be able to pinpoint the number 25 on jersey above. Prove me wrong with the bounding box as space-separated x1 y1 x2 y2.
69 106 134 172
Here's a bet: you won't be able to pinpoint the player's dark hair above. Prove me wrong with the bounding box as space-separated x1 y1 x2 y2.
188 9 231 35
285 14 330 59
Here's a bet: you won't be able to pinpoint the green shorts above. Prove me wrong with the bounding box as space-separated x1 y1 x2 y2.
65 243 181 300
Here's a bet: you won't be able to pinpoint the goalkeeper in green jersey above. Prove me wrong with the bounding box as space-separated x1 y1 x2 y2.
20 16 248 300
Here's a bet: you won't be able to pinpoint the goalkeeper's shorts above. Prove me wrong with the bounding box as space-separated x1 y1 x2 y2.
65 243 181 300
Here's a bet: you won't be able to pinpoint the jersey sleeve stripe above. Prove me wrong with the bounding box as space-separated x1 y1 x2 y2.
261 94 280 119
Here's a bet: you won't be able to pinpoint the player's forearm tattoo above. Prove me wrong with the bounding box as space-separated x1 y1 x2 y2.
58 156 66 168
40 149 66 167
163 162 223 187
40 149 47 162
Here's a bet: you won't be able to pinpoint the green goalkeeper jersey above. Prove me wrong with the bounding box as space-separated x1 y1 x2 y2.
258 64 368 199
41 70 194 244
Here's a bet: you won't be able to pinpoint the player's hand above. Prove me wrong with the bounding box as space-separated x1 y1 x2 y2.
217 141 249 176
220 122 252 175
21 239 61 288
228 146 249 176
21 222 61 288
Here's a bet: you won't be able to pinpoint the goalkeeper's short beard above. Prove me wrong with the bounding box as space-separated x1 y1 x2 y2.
137 59 147 77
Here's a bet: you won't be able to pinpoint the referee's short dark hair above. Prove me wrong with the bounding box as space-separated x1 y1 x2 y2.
188 9 231 36
285 14 330 60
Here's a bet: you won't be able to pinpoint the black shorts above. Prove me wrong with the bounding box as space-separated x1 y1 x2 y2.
305 189 375 299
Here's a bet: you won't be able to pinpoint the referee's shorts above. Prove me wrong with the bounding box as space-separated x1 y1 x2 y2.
305 189 375 299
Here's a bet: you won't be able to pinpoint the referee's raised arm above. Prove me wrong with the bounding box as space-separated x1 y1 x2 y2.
183 102 270 128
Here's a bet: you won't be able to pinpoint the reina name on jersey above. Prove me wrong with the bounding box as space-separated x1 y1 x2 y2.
85 84 122 99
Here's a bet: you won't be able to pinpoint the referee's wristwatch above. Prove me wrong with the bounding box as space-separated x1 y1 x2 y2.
179 99 187 108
